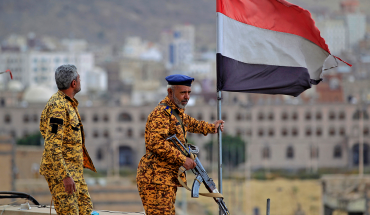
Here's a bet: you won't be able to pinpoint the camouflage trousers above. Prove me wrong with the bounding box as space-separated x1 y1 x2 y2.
46 177 93 215
137 182 177 215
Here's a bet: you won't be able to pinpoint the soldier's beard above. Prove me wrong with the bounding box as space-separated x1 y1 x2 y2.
173 94 188 109
74 86 81 95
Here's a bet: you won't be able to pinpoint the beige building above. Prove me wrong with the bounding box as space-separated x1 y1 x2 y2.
1 97 369 172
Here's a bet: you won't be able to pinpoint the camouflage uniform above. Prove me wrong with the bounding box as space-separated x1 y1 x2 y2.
136 96 215 215
39 90 96 215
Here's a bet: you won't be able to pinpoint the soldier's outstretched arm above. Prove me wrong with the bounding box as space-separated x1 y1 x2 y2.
146 110 186 166
185 114 216 135
44 104 71 180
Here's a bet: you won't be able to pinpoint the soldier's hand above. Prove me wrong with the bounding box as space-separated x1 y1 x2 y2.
183 157 196 170
63 177 76 194
214 120 225 133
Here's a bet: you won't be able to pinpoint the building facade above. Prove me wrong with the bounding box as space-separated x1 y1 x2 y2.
0 51 97 94
1 101 369 172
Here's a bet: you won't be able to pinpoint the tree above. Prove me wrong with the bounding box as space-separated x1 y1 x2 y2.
17 132 43 146
204 135 246 167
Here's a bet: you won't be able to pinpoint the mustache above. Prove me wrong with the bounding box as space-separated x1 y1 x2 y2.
182 99 189 102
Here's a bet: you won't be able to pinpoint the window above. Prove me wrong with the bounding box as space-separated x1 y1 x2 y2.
197 113 203 121
127 128 133 138
119 146 133 166
258 112 264 121
10 130 16 138
93 114 99 122
118 113 132 122
333 145 342 158
339 111 346 120
305 112 311 121
93 131 99 138
364 127 369 136
236 129 243 136
258 128 264 137
268 128 274 137
262 146 270 159
329 111 336 120
316 112 322 120
23 114 29 123
292 112 298 121
281 128 288 137
140 113 147 122
23 130 29 137
246 129 252 137
236 113 243 121
80 114 85 122
268 112 274 121
305 127 312 136
352 109 369 120
292 128 298 137
96 148 104 161
281 112 288 121
210 113 216 121
339 127 346 136
329 127 336 136
33 114 38 122
310 147 319 158
103 130 109 138
316 128 322 137
286 146 294 159
103 114 109 122
246 113 251 121
222 113 227 121
4 114 11 124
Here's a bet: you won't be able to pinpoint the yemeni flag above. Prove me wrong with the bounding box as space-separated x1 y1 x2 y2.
216 0 350 97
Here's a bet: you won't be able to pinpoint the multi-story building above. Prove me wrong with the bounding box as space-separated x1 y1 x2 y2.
0 51 107 94
344 13 366 47
317 20 347 55
161 24 195 67
1 93 369 172
103 58 168 106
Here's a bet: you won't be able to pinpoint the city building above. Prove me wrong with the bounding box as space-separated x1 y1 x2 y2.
161 24 195 67
0 51 107 94
317 20 347 55
1 94 369 172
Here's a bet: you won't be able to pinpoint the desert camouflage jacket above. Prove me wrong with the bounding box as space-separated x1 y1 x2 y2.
137 96 215 187
39 90 96 182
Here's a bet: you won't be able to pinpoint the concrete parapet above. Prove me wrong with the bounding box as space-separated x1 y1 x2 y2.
0 205 144 215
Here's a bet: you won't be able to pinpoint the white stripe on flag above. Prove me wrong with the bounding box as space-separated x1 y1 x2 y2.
218 13 330 80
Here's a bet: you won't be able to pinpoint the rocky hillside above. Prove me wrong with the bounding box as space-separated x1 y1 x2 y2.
1 0 369 49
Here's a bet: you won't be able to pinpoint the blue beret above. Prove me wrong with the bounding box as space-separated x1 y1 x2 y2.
165 74 194 86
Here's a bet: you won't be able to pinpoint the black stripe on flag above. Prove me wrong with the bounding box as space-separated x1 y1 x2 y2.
217 53 312 97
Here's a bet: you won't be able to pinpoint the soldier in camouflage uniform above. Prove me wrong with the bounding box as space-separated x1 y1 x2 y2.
39 64 96 215
136 74 225 215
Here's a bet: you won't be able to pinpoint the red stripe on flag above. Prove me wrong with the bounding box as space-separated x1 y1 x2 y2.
6 69 13 79
334 56 352 67
217 0 330 53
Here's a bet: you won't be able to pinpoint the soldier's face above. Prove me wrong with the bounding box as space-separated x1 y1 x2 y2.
170 85 191 109
73 74 81 94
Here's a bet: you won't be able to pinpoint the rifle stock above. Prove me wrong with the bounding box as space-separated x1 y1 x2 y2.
191 174 203 198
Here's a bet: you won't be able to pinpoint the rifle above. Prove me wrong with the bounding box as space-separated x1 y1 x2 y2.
166 134 231 215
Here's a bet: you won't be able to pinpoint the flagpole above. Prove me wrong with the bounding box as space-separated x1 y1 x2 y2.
217 9 224 215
